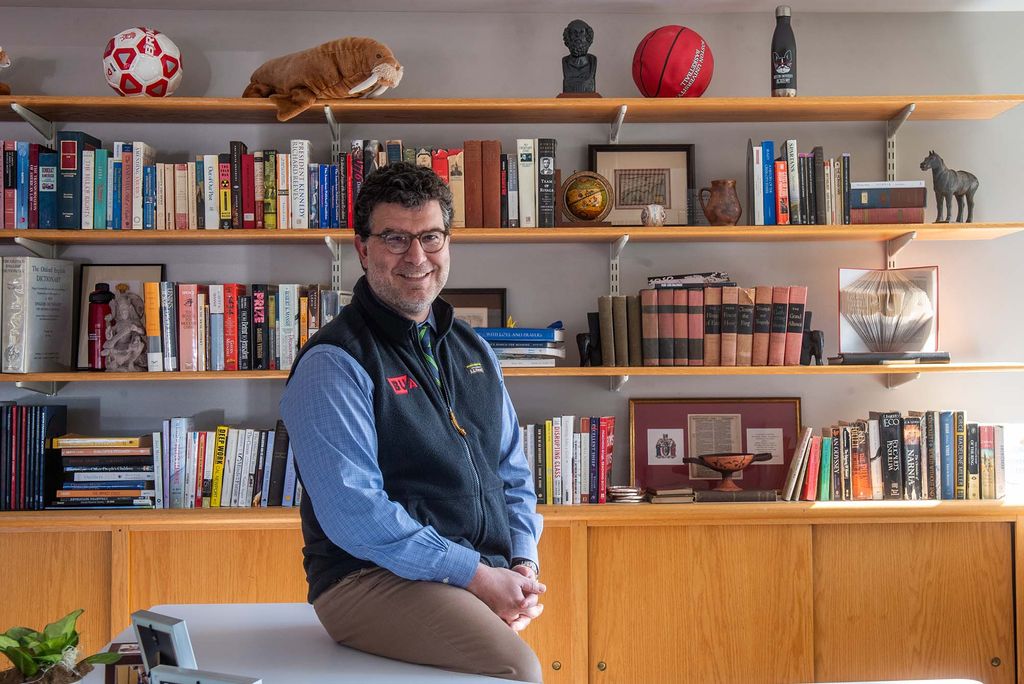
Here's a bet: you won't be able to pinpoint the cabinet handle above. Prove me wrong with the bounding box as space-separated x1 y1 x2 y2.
991 657 1001 667
551 661 561 671
597 661 607 671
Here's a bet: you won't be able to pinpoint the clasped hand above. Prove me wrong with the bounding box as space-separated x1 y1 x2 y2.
466 564 546 632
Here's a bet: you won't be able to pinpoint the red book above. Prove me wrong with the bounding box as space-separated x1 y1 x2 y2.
656 288 674 366
703 285 722 366
481 140 502 228
242 153 256 229
463 140 483 228
767 286 790 366
431 149 449 184
774 159 790 225
801 436 822 501
672 289 688 366
28 143 41 229
218 158 231 229
223 284 246 371
687 288 704 366
598 416 615 504
784 285 807 366
3 140 15 228
640 288 659 366
195 431 207 508
345 153 354 229
177 284 199 372
9 405 18 509
121 147 133 230
751 285 773 366
849 207 925 224
719 286 739 366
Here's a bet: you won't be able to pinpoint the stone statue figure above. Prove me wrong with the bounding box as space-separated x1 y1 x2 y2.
919 150 979 223
562 19 597 94
101 282 148 372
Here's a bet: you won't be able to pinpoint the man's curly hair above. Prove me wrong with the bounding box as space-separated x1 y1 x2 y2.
354 161 453 239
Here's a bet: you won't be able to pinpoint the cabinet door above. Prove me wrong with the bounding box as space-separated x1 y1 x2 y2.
518 523 584 684
814 522 1014 684
126 528 307 628
589 524 813 684
0 530 113 657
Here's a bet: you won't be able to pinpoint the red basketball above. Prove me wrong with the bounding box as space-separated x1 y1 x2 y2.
632 26 714 98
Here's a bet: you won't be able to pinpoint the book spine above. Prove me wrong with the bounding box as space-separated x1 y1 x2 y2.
849 207 925 224
177 284 198 372
703 285 722 366
670 289 688 367
902 416 922 500
979 424 996 499
498 153 509 227
656 289 674 366
774 159 790 225
751 143 764 225
537 138 557 227
812 146 826 224
277 153 291 229
767 286 789 366
687 288 704 366
597 295 615 367
719 286 738 366
966 422 981 500
954 411 967 499
842 153 851 225
80 148 94 229
640 289 659 366
784 285 807 365
735 287 754 366
761 140 775 225
463 140 483 228
751 285 772 366
38 152 58 229
875 412 904 499
785 139 801 224
626 294 642 367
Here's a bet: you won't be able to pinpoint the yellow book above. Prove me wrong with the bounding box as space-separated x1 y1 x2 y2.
210 425 230 508
52 434 151 448
143 281 163 371
299 295 309 347
544 419 553 505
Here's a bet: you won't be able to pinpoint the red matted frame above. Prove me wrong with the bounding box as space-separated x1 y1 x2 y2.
630 397 801 492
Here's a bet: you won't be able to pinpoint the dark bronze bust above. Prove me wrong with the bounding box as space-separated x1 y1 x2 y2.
562 19 597 94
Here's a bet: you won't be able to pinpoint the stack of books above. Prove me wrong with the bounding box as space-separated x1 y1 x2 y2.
49 433 155 509
848 181 927 224
476 326 565 368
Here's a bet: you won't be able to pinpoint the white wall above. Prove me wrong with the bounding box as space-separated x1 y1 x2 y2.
1 7 1022 485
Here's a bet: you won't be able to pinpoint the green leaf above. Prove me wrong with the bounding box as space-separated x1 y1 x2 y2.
42 609 83 642
0 635 18 649
4 647 39 676
39 635 73 654
4 627 36 642
34 654 62 664
83 652 122 665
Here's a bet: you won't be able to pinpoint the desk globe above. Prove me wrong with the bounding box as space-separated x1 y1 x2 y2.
561 171 613 223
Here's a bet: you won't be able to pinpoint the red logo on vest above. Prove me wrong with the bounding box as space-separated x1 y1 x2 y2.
387 375 419 395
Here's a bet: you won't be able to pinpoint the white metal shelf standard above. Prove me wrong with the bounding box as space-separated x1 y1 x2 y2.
324 105 346 291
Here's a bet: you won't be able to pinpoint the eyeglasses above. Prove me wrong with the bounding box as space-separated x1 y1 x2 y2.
368 229 450 255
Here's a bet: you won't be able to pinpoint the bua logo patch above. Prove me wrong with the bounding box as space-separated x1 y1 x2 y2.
387 375 419 395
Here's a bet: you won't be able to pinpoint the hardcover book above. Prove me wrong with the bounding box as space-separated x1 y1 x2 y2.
1 257 74 372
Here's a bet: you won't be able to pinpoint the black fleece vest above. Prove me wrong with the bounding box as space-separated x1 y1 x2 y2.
288 277 512 603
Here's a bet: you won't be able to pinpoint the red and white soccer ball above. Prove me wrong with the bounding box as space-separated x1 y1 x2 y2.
103 27 183 97
632 26 714 98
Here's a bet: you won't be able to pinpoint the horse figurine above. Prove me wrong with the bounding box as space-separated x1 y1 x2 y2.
919 150 979 223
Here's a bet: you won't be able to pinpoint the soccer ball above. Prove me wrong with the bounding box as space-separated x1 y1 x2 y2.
103 27 183 97
632 26 714 98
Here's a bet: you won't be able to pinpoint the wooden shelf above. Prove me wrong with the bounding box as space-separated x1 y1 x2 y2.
1 499 1021 529
1 223 1021 246
2 94 1022 126
4 363 1023 384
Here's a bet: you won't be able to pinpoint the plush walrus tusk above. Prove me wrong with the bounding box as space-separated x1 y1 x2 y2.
366 85 390 98
348 72 380 95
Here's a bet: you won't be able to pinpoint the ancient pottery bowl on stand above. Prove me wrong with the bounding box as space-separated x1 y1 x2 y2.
681 452 772 492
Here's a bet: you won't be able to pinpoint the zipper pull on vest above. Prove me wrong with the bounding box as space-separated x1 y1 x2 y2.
450 409 467 436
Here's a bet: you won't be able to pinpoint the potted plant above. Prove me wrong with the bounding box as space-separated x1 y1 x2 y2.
0 609 121 684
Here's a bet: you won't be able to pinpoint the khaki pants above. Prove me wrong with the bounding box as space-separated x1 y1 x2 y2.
313 567 543 683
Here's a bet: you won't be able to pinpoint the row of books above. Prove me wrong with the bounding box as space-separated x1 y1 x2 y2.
139 281 350 373
475 326 567 368
47 419 301 509
521 415 616 505
747 138 852 226
0 404 67 511
783 411 1012 502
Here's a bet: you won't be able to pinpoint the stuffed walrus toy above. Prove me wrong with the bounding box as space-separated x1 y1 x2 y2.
243 37 403 121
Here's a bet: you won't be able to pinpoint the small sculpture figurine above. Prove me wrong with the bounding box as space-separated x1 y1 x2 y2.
576 332 593 367
560 19 598 96
919 150 979 223
800 311 824 366
0 46 11 95
101 283 147 372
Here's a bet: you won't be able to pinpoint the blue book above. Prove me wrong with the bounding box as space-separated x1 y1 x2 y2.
111 161 123 229
761 140 776 225
588 417 599 503
210 312 225 371
56 131 102 229
818 436 833 501
259 430 276 507
61 480 149 490
38 151 59 229
16 141 29 228
194 157 205 228
475 327 565 342
329 164 338 228
142 165 157 229
318 164 330 229
940 411 955 499
93 149 109 229
281 444 297 507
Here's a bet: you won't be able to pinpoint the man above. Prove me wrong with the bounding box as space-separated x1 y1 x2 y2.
280 162 545 683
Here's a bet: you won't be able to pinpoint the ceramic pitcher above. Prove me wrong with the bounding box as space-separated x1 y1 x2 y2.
699 179 743 226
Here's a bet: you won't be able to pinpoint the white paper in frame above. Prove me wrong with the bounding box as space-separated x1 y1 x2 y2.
837 266 939 354
130 609 198 673
591 148 692 226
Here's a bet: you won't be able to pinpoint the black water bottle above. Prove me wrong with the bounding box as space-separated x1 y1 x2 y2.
771 5 797 97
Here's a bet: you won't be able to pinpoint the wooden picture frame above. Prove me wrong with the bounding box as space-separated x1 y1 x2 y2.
630 397 801 492
76 263 165 370
441 288 507 328
588 144 696 226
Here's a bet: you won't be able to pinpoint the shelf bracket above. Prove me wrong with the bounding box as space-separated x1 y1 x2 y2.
609 375 629 392
324 235 344 292
609 234 629 296
885 372 920 389
15 381 65 396
14 236 62 259
10 103 57 149
324 105 343 158
885 231 916 269
885 103 915 182
609 104 627 144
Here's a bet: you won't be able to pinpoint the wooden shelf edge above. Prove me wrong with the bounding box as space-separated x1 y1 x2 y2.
1 499 1020 530
1 371 289 382
1 224 1021 246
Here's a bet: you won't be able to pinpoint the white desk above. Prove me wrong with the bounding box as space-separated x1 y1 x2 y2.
81 603 508 683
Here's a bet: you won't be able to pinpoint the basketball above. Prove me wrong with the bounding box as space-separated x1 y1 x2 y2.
632 26 714 98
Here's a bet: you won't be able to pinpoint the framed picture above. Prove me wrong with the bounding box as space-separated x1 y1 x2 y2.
441 288 507 328
77 263 165 369
150 666 262 684
630 397 801 492
588 144 696 226
130 609 197 673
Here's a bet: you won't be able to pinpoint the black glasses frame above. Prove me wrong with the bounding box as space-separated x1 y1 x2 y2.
368 230 451 255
